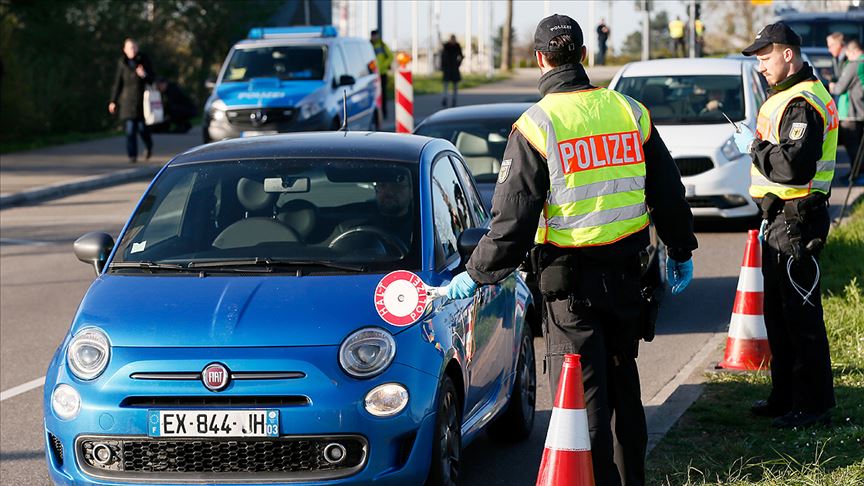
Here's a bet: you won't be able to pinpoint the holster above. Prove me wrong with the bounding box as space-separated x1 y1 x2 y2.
537 248 579 302
760 192 827 260
638 249 660 342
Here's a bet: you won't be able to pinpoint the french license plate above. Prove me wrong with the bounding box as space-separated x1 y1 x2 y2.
241 130 278 138
148 409 279 437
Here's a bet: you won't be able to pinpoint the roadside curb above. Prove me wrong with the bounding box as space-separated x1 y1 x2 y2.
0 166 160 210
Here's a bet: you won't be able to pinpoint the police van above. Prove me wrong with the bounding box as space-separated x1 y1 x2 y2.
203 26 381 142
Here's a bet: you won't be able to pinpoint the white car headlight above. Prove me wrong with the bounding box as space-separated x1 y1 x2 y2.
210 99 228 121
364 383 409 417
339 327 395 378
67 328 110 380
721 135 745 161
51 384 81 420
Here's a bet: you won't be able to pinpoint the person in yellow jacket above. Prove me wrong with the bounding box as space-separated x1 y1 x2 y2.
446 14 697 486
669 16 686 57
736 22 837 429
370 29 394 119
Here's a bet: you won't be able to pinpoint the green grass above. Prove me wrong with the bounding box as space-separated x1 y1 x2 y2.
385 71 511 97
647 201 864 485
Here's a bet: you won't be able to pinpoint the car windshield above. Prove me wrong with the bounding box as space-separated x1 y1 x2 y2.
224 46 326 81
615 75 745 125
112 159 420 274
414 122 511 183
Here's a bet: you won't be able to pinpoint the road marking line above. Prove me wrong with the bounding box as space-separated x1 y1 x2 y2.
0 376 46 401
646 333 726 407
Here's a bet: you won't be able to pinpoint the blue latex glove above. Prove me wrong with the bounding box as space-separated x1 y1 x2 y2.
732 124 756 154
446 271 478 300
666 257 694 296
758 219 768 243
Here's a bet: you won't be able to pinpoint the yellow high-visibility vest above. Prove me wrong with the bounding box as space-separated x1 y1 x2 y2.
513 88 652 248
669 20 685 39
750 79 839 200
695 20 704 37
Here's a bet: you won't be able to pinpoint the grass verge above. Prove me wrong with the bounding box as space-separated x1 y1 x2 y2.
647 201 864 485
385 71 511 97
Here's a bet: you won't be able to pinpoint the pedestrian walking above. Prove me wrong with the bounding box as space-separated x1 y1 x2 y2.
370 29 393 120
695 18 705 57
669 16 686 57
736 22 837 429
596 18 610 65
149 78 196 134
829 38 864 167
441 35 463 107
109 38 154 164
445 14 697 486
826 32 847 82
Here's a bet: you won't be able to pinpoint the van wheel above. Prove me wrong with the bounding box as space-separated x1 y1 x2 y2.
425 376 461 486
486 324 535 442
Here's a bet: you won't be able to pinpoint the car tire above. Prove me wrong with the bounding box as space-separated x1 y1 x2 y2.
486 324 536 442
425 376 461 486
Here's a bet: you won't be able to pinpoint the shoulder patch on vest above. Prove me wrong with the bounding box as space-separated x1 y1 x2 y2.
498 159 512 184
788 122 807 141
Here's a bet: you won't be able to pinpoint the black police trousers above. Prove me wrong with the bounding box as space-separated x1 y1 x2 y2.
543 259 646 486
761 205 835 414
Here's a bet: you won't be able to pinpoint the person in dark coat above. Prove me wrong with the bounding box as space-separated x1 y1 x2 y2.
441 35 463 107
149 78 196 134
109 38 154 163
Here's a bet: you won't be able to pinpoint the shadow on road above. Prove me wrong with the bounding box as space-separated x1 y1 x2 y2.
0 450 45 462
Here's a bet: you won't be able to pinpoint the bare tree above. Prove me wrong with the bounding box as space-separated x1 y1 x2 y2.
500 0 512 71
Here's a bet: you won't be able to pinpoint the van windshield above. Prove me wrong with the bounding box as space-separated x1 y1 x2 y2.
224 46 326 81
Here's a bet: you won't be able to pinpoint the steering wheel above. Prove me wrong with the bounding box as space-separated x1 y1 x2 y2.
328 225 409 258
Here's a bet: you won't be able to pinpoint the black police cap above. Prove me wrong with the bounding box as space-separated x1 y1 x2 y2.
742 22 802 56
534 14 583 52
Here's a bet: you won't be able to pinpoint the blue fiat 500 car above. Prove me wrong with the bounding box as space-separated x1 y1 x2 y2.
44 132 536 485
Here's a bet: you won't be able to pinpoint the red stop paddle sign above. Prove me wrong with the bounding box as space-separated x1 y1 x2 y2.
374 270 430 326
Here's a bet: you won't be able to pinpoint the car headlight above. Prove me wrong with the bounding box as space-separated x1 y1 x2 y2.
299 99 325 120
365 383 409 417
210 99 228 121
339 327 395 378
721 135 745 161
51 384 81 420
67 328 110 380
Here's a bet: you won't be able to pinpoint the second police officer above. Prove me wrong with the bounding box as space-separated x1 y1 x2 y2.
736 22 837 428
446 14 698 486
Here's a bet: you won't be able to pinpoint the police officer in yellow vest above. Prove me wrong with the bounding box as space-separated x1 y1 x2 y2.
370 29 394 119
445 15 697 486
669 16 686 57
737 22 837 428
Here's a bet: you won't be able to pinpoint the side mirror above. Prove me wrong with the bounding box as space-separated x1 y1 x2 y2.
205 78 216 90
337 75 356 87
73 232 115 276
457 228 489 264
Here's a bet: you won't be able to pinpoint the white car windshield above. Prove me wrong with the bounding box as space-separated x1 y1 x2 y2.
112 159 420 274
615 75 745 125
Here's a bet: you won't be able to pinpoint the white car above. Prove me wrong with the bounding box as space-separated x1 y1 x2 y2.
609 59 767 219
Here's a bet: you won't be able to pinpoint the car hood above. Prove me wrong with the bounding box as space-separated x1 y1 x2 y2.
654 124 737 153
216 78 325 108
74 274 413 347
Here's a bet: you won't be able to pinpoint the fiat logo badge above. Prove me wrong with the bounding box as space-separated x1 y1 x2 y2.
202 363 230 391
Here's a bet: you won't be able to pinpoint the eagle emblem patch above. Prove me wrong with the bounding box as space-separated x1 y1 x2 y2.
789 122 807 141
498 159 512 184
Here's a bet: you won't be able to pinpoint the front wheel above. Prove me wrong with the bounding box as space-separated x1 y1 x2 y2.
425 376 461 486
486 324 536 442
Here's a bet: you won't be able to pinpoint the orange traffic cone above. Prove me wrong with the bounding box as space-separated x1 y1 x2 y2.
718 229 772 370
536 354 594 486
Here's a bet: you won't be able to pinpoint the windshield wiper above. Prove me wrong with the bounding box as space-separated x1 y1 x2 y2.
187 257 366 272
109 261 199 273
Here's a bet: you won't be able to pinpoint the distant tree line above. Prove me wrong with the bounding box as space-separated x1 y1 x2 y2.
0 0 283 142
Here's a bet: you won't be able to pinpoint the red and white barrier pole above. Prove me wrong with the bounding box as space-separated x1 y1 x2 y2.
395 52 413 133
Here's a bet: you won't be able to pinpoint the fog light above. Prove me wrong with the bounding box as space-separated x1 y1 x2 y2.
323 443 347 464
92 443 113 465
364 383 409 417
51 384 81 420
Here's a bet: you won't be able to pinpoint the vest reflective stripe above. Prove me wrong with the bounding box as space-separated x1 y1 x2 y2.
750 79 838 200
513 88 651 247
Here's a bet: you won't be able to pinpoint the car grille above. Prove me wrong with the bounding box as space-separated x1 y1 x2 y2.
76 435 367 482
48 432 64 466
120 395 310 408
226 108 295 129
674 157 715 176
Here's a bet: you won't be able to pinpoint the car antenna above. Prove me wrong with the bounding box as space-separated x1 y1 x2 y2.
340 90 348 133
